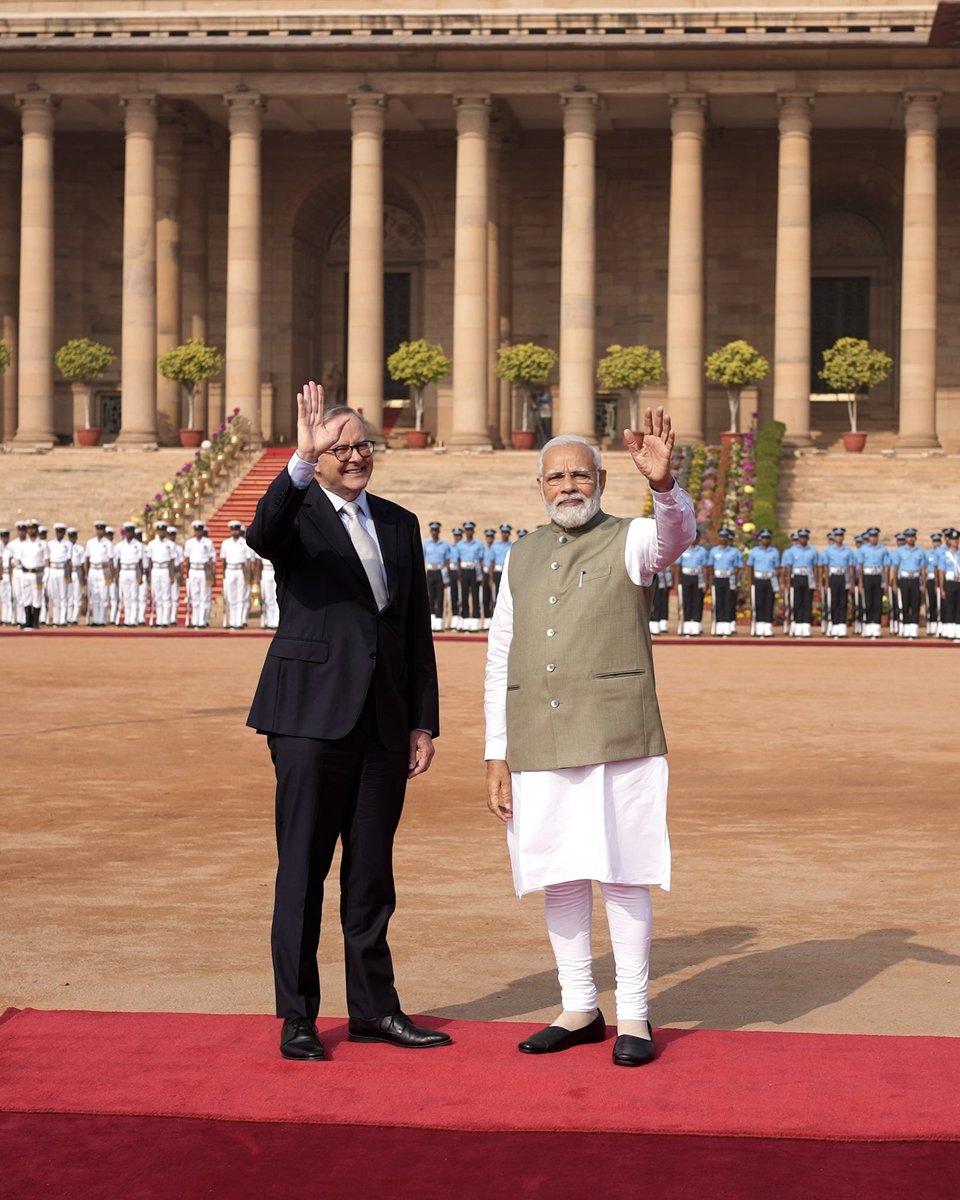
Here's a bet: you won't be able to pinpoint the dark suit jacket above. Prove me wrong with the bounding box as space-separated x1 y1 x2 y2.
245 468 439 751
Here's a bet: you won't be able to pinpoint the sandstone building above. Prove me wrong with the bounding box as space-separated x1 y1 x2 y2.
2 2 960 451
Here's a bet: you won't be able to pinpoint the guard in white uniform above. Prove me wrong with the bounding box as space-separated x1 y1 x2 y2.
14 518 47 629
221 520 250 628
0 528 13 625
9 521 28 626
104 527 120 623
259 551 279 628
45 523 73 626
67 529 85 623
83 521 114 625
183 521 213 627
114 523 144 625
147 526 176 626
485 418 695 1069
37 527 51 624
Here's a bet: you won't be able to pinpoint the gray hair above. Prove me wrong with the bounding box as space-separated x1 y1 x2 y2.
537 435 602 477
325 405 372 438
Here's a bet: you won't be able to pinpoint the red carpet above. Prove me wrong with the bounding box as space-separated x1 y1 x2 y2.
2 1010 958 1198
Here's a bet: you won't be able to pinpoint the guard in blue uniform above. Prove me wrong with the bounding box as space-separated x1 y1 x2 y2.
894 528 926 639
448 526 464 629
516 528 528 538
857 527 887 639
422 521 450 633
940 528 960 641
925 532 942 636
481 528 496 628
781 528 818 637
852 533 866 633
822 527 856 637
747 529 780 637
456 521 485 632
677 531 708 635
707 528 742 636
490 524 513 611
650 567 672 634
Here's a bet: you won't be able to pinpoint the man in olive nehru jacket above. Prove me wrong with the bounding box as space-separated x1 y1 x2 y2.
484 408 695 1068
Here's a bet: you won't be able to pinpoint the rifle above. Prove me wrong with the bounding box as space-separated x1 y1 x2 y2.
749 582 756 637
710 583 717 636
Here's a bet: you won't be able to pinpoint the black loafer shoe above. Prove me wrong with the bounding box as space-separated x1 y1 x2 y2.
348 1012 452 1049
280 1016 326 1061
518 1010 607 1055
612 1022 655 1067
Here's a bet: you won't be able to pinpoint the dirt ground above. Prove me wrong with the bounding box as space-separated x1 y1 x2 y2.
2 635 958 1037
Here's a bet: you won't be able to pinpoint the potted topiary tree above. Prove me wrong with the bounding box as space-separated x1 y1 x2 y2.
386 338 451 448
157 337 224 447
596 343 664 432
495 342 557 450
705 340 770 442
818 336 893 453
54 338 116 447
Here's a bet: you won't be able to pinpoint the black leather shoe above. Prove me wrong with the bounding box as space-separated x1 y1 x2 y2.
612 1022 656 1067
518 1010 607 1055
280 1016 326 1061
347 1012 452 1049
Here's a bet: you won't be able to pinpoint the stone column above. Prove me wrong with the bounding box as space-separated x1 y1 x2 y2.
182 139 211 426
0 140 20 444
497 132 514 448
897 93 940 449
346 92 386 435
773 93 814 447
13 94 57 448
486 112 504 447
224 93 263 443
558 92 598 441
156 113 184 443
449 94 491 449
117 95 159 447
666 94 706 445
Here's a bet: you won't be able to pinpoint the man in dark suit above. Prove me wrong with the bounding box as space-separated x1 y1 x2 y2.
246 381 449 1060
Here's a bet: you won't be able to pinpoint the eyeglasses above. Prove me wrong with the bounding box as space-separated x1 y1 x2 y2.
322 440 375 463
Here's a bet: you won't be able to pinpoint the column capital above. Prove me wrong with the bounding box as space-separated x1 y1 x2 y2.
347 91 386 136
560 91 598 137
16 92 58 135
223 92 265 136
120 95 158 137
454 94 492 137
776 92 814 135
669 93 706 137
903 92 940 134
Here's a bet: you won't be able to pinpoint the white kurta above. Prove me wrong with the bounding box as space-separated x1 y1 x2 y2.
484 484 695 896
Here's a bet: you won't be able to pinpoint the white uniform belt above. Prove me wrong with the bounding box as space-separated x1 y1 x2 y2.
681 570 700 576
426 565 442 571
899 571 920 578
47 563 66 570
792 572 811 579
713 569 733 579
945 573 958 581
753 571 774 580
829 571 848 577
862 567 882 575
225 563 245 569
188 564 208 570
119 564 140 570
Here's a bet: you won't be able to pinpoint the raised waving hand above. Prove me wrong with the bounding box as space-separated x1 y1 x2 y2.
296 381 354 464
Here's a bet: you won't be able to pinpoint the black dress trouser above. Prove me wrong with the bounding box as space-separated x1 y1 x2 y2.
268 687 408 1022
753 578 774 623
863 575 883 625
426 569 444 619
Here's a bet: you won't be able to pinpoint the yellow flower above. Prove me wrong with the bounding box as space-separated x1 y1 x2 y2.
743 484 755 494
163 481 174 493
743 522 756 533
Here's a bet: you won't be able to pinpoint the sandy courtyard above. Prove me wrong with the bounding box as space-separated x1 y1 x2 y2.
2 635 958 1038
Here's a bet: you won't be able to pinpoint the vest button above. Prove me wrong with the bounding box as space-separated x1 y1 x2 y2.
549 596 558 604
550 561 560 570
558 536 568 544
547 628 556 637
546 663 556 672
550 699 560 708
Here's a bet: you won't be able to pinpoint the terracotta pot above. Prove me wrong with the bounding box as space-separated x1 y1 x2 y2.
405 429 429 449
75 428 101 447
842 431 867 453
179 429 204 448
720 431 745 446
511 429 536 450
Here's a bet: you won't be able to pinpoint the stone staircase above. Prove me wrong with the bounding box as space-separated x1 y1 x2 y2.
779 450 960 540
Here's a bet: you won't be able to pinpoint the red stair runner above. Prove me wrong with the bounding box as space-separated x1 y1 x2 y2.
176 446 290 621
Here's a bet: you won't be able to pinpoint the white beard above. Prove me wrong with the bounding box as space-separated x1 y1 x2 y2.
545 490 602 529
